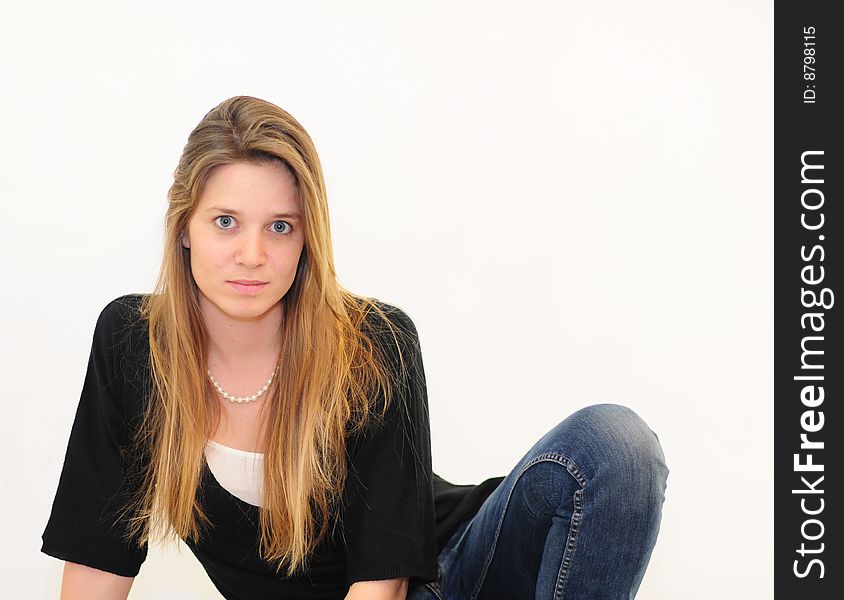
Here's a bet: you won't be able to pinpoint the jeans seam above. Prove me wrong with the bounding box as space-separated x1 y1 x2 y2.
555 486 584 600
424 580 444 600
469 452 589 600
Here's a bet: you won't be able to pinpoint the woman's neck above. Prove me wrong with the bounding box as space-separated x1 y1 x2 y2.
199 294 284 367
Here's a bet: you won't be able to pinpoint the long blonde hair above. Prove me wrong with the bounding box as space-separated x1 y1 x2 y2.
120 96 410 577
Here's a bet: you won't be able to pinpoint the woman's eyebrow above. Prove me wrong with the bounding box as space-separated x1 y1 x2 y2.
205 206 302 220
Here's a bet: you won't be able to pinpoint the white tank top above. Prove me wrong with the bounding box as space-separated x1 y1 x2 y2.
204 440 265 507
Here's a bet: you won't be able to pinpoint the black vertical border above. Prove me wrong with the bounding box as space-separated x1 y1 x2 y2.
775 1 841 597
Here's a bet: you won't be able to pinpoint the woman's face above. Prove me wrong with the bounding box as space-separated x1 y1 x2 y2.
182 160 305 321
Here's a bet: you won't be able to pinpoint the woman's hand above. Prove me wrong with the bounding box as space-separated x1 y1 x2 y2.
61 562 134 600
345 576 409 600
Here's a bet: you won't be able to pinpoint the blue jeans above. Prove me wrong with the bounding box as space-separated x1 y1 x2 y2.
411 403 669 600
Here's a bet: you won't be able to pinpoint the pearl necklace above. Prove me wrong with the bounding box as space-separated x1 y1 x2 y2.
207 365 279 404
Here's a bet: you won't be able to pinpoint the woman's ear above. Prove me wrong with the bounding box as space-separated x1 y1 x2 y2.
181 232 190 249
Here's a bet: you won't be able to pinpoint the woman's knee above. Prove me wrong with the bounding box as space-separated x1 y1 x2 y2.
556 403 669 488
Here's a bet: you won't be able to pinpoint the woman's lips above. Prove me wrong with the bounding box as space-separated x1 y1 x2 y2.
227 281 268 295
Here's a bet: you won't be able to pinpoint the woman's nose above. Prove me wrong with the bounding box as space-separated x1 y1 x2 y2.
236 230 267 267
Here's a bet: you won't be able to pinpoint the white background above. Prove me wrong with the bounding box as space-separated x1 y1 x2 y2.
1 1 772 598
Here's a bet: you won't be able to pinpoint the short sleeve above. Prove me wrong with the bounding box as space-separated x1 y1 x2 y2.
341 305 438 591
40 297 148 577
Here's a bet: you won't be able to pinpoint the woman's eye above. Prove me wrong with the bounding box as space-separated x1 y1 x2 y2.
272 221 292 234
214 215 236 229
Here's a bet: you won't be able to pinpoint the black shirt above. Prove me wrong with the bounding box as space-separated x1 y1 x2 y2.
41 294 504 599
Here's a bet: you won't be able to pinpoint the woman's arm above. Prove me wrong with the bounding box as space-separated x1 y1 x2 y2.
61 562 135 600
345 577 409 600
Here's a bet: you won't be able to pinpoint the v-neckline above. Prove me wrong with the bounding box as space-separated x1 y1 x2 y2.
201 459 261 512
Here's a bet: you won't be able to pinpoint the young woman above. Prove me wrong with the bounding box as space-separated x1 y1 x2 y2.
41 96 669 600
